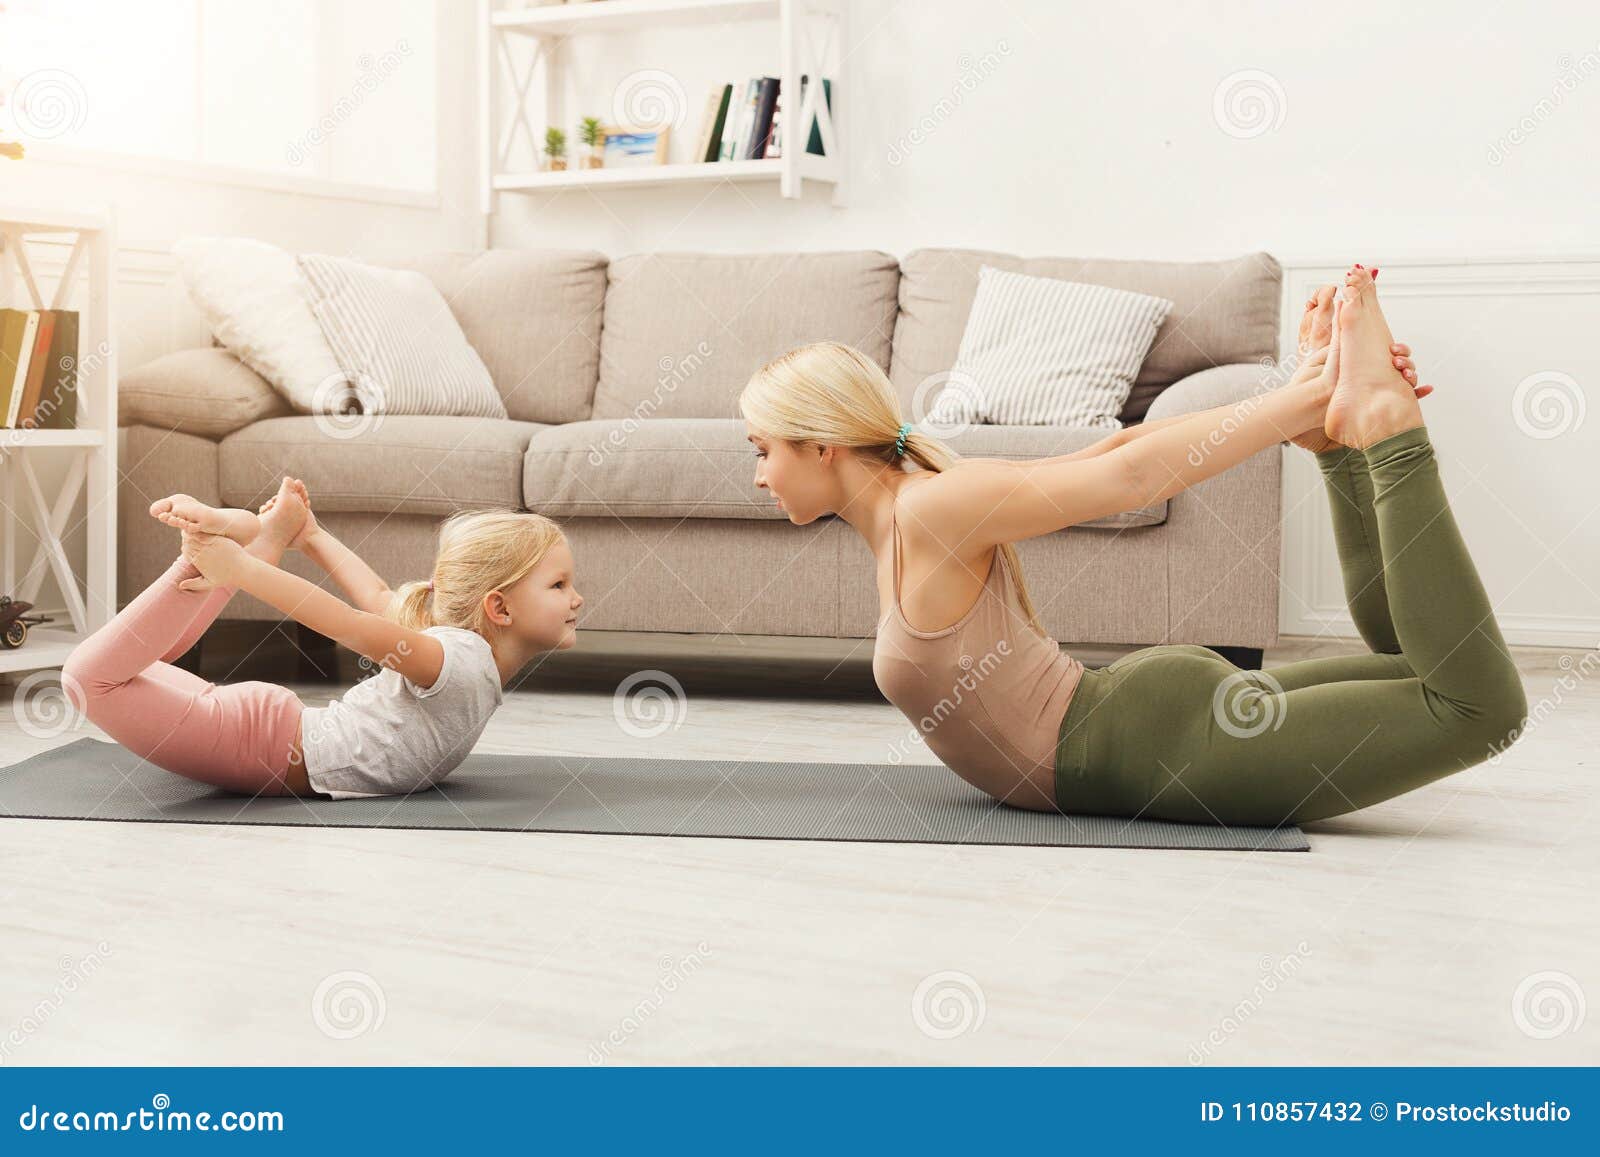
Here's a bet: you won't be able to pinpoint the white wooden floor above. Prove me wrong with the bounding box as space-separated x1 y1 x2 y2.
1 634 1594 1066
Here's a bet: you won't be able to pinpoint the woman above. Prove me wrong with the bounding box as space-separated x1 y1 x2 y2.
739 264 1528 826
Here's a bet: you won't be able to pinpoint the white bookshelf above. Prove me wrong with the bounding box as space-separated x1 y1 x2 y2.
0 204 118 677
479 0 846 210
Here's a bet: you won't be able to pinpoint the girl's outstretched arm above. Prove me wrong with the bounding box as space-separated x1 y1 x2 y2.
910 373 1333 553
184 532 446 689
300 525 397 617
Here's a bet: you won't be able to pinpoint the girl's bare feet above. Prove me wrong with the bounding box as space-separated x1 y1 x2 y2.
253 477 310 554
1290 280 1427 453
256 477 316 550
160 477 309 592
150 494 260 542
1323 265 1427 450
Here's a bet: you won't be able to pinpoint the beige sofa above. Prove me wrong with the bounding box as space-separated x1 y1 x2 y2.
117 247 1285 660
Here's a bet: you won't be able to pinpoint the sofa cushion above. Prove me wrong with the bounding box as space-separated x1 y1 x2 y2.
524 419 766 519
592 251 900 421
523 418 1165 527
383 249 608 425
220 415 547 514
121 348 294 440
892 249 1281 424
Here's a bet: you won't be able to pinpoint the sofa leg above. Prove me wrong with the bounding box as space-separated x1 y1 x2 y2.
294 622 340 683
1206 645 1264 670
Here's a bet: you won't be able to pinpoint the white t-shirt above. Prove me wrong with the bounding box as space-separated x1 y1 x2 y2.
298 625 505 799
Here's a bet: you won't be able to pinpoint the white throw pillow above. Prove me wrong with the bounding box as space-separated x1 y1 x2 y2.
929 265 1174 430
297 253 506 420
172 236 344 412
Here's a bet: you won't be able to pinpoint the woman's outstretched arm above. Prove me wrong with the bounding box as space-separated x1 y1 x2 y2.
182 531 446 689
913 372 1333 552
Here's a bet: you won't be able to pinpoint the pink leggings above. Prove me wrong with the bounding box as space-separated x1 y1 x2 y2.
62 555 305 796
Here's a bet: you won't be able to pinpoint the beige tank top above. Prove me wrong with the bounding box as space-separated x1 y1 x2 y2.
872 495 1085 807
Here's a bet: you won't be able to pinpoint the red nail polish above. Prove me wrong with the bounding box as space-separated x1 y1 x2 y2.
1371 267 1380 280
1355 263 1364 269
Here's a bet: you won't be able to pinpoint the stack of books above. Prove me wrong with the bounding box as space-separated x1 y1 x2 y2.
694 75 832 163
1 308 78 430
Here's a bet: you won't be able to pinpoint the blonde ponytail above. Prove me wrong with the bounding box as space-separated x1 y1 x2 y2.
740 340 1045 636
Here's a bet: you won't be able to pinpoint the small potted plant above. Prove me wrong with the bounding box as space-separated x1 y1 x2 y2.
543 126 567 171
579 116 604 169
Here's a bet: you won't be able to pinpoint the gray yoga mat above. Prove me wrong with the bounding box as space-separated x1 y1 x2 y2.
0 738 1309 851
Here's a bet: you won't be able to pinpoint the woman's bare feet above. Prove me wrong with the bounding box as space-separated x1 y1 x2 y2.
1290 280 1425 453
1324 265 1426 450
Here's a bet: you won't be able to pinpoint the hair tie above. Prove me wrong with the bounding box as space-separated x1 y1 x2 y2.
893 423 912 457
424 579 434 593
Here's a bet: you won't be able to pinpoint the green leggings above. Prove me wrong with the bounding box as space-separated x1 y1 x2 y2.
1053 425 1530 826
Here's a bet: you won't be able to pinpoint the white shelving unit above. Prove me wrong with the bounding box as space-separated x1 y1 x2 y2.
0 204 118 677
479 0 846 210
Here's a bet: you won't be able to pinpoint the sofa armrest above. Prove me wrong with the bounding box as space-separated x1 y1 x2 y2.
1143 362 1272 423
120 347 293 440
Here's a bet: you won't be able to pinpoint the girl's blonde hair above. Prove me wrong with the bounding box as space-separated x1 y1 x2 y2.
739 340 1044 636
385 509 566 638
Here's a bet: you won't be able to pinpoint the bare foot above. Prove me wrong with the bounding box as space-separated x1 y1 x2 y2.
1323 265 1426 451
254 476 312 553
150 494 260 542
1290 283 1426 454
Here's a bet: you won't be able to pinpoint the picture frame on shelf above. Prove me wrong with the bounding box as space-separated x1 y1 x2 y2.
601 125 670 168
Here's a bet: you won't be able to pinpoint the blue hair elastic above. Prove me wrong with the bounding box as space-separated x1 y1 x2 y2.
894 423 912 457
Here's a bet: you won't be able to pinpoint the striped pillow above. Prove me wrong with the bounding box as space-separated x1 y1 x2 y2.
930 266 1173 429
296 254 506 419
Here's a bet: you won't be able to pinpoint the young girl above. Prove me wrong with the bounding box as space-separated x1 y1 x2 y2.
62 478 582 800
739 263 1530 825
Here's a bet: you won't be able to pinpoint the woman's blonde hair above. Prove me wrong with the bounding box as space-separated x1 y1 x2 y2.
385 509 566 638
739 340 1044 636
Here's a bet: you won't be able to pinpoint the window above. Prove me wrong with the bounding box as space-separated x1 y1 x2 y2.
0 0 436 193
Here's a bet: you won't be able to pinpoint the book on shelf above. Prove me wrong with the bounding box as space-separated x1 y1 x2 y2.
719 78 757 162
801 75 832 156
744 77 779 159
0 308 79 430
697 74 832 164
697 83 733 163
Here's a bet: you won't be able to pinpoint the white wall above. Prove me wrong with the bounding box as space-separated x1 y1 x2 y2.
492 0 1600 258
492 0 1600 648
